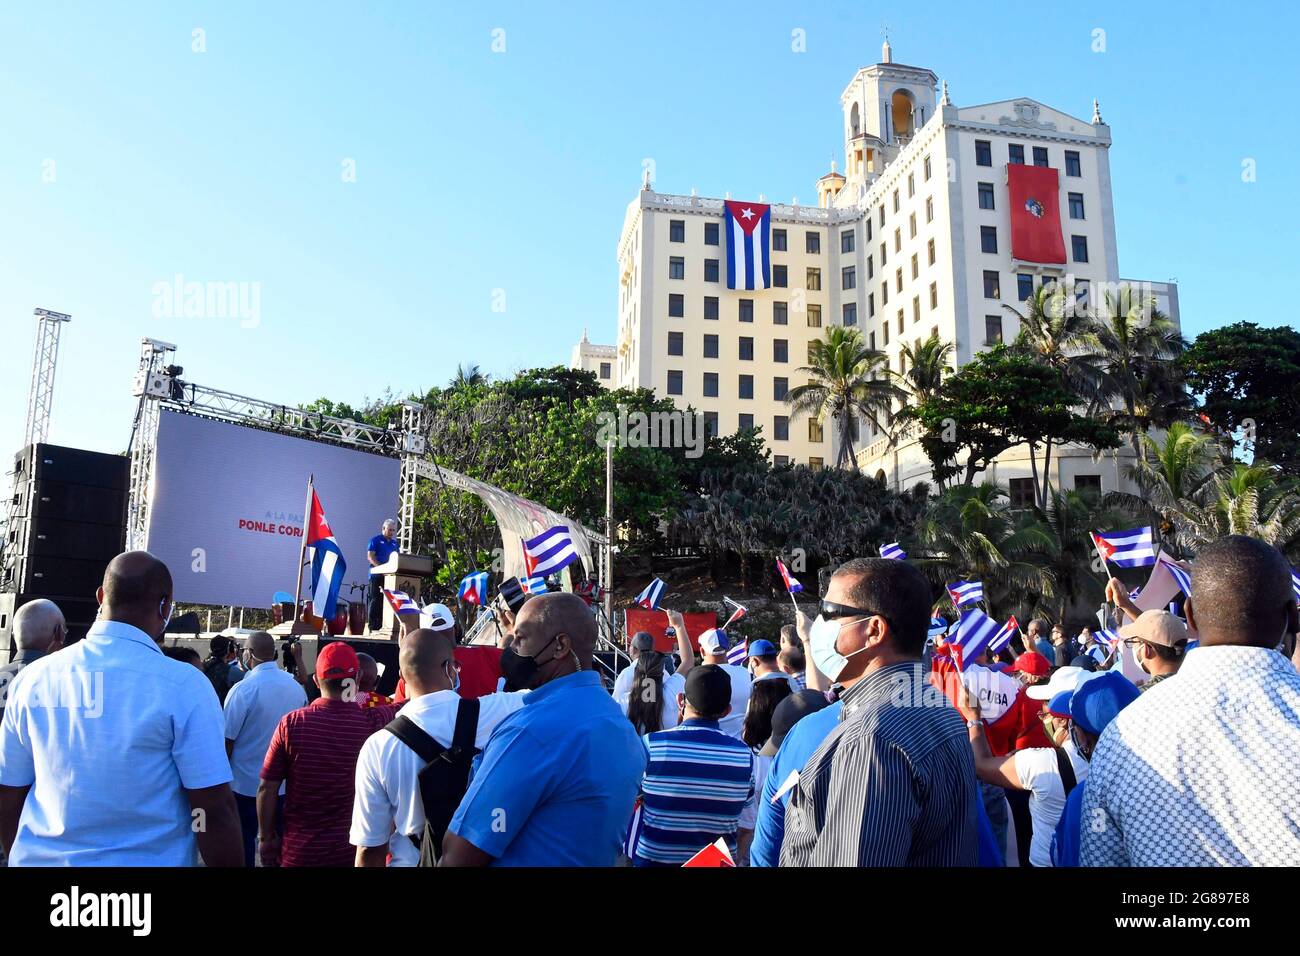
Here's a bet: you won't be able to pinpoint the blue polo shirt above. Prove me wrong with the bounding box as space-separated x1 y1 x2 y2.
367 534 399 576
749 701 841 868
449 669 646 866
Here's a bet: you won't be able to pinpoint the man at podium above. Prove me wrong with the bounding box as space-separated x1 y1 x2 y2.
366 518 400 631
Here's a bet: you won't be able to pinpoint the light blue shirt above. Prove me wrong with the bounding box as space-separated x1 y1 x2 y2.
749 701 841 867
0 619 233 866
222 660 307 796
450 669 646 866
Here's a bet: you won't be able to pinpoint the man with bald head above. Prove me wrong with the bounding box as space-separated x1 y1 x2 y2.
1083 535 1300 866
351 628 526 866
222 630 307 866
0 550 242 866
0 600 65 722
442 592 647 866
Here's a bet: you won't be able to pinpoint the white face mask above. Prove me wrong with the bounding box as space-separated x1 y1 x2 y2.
809 615 871 682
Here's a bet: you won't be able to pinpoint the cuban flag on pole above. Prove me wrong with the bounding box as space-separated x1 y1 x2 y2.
305 487 346 621
383 588 420 616
722 597 748 630
724 200 771 291
523 525 580 577
776 560 803 594
987 615 1020 655
634 577 666 610
522 575 549 595
458 571 489 606
1091 526 1157 568
951 609 1001 671
948 580 984 608
879 542 907 561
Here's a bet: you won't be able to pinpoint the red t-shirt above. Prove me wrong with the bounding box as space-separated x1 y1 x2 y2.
261 697 399 867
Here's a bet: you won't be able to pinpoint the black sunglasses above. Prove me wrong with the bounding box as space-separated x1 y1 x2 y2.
820 600 893 631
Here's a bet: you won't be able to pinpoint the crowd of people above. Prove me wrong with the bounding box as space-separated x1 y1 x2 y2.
1 533 1298 867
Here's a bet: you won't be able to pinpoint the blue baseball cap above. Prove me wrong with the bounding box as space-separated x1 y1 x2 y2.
1069 670 1140 737
1047 690 1073 719
748 639 777 658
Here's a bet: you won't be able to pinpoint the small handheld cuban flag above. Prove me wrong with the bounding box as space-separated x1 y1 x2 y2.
722 596 748 629
1096 628 1120 647
634 577 666 610
987 615 1020 655
723 200 771 291
776 559 803 594
947 580 984 608
928 616 950 642
879 542 907 561
1292 568 1300 602
457 571 489 606
522 525 580 577
1091 526 1157 568
383 588 420 616
725 637 748 666
1156 554 1192 597
304 483 346 621
951 609 1002 672
522 575 549 595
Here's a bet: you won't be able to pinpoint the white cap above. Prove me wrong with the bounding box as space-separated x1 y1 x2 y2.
1026 665 1085 700
420 603 455 632
697 629 728 656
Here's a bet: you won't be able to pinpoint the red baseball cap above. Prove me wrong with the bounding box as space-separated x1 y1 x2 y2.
1009 651 1050 678
316 641 359 681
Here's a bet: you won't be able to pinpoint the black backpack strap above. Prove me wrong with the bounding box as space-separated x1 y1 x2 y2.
1053 746 1078 797
385 715 443 764
450 697 481 755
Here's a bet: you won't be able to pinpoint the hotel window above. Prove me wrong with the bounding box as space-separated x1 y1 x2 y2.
907 173 915 197
669 219 685 242
773 228 787 251
806 231 821 254
1076 279 1090 305
1009 143 1025 165
1009 478 1035 509
895 268 903 293
913 296 921 323
739 336 754 360
669 256 685 279
1072 235 1090 263
806 267 822 291
739 299 754 323
703 333 719 358
868 292 876 317
867 254 874 279
704 259 719 282
738 413 754 431
927 238 936 265
924 155 932 180
981 226 998 254
978 182 995 210
843 302 857 326
899 353 906 373
892 189 900 213
1065 150 1082 177
842 266 856 290
1033 146 1049 167
667 370 683 395
911 254 919 280
1017 274 1034 301
983 270 1001 299
880 242 887 265
879 205 886 227
772 264 787 287
704 296 719 320
738 374 754 400
841 229 855 253
773 376 789 400
865 219 873 241
669 293 684 317
985 314 1003 345
909 213 917 238
883 321 890 345
931 325 938 340
929 282 938 309
774 454 790 466
925 197 933 223
869 331 877 350
807 304 822 328
1068 192 1086 219
773 301 788 325
975 139 992 166
807 342 816 362
774 339 788 363
809 457 825 471
881 281 889 306
703 372 719 397
894 228 902 252
668 331 684 356
704 221 719 245
809 419 824 442
599 362 611 380
1075 474 1102 502
703 412 718 438
774 416 790 441
897 310 904 336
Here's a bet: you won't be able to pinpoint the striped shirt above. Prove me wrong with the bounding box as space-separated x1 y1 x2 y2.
630 718 755 865
261 697 398 867
780 661 979 867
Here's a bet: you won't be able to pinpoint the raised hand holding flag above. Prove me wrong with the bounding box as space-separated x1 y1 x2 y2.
634 577 666 610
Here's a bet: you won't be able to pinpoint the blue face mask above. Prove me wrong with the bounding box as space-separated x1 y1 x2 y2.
809 615 870 682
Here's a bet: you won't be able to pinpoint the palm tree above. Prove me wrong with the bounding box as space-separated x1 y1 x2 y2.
448 363 487 391
1178 462 1300 557
787 326 903 470
895 334 954 405
1108 422 1218 551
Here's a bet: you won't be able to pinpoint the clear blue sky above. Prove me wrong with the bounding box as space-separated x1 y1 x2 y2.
2 1 1296 458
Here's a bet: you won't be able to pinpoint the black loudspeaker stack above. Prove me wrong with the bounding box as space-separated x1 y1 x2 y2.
1 443 130 653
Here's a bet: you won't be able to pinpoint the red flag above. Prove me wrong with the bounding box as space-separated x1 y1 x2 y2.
1007 164 1066 264
682 838 735 868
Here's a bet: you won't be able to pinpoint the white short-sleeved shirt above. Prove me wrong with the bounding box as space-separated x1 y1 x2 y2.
222 660 307 796
350 688 527 866
613 664 686 732
0 619 233 866
716 663 753 738
1014 741 1089 867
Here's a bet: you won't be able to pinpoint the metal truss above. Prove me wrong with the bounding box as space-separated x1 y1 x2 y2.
23 309 72 449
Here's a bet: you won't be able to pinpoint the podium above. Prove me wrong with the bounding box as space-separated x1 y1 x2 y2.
370 552 434 639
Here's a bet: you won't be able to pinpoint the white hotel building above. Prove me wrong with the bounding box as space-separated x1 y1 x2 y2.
573 43 1179 501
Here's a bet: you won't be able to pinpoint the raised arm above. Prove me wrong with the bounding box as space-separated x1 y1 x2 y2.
666 609 694 678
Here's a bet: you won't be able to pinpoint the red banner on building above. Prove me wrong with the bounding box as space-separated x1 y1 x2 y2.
1007 164 1066 264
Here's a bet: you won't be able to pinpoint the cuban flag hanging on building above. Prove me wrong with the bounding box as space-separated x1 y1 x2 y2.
948 580 984 608
1007 164 1066 264
305 486 347 621
951 609 1002 671
458 571 489 606
879 542 907 561
776 559 803 594
523 525 580 577
724 200 771 290
634 577 666 610
1091 526 1157 568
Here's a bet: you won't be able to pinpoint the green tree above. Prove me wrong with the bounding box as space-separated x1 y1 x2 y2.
896 333 954 406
